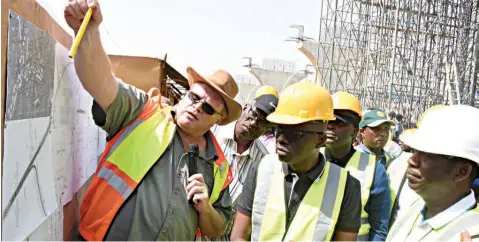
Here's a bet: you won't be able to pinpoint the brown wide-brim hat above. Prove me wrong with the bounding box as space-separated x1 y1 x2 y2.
186 66 242 125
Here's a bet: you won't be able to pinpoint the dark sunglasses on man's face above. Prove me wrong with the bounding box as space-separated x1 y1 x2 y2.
275 127 323 141
187 92 221 116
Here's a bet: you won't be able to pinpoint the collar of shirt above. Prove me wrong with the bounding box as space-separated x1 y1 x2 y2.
356 142 388 161
174 128 218 163
282 154 326 183
324 146 356 167
419 190 477 229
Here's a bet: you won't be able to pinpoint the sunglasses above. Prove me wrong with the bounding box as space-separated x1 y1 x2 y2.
275 127 323 141
187 92 222 116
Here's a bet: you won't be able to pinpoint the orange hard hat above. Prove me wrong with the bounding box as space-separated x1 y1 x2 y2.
267 81 335 125
255 85 279 98
331 91 362 118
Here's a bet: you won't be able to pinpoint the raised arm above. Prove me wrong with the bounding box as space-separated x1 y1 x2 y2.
64 0 118 111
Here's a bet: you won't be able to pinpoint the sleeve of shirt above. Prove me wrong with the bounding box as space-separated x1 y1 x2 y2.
364 163 392 241
212 186 234 224
236 161 259 217
91 81 148 139
335 174 362 232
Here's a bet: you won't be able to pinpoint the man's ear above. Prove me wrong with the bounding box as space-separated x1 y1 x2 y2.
454 161 473 183
351 127 359 140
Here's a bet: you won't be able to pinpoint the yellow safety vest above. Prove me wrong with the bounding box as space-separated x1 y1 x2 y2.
387 152 418 212
79 90 232 241
251 154 348 241
386 200 479 241
321 148 376 241
345 151 377 241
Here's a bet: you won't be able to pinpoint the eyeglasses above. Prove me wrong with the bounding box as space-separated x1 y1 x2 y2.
187 92 222 116
246 106 270 127
275 127 323 141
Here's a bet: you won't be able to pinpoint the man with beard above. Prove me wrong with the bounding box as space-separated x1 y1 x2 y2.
356 109 397 168
231 81 362 241
386 105 479 241
210 88 279 240
323 92 391 241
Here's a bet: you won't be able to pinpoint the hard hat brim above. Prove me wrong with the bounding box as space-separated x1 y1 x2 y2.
267 113 335 125
400 129 479 165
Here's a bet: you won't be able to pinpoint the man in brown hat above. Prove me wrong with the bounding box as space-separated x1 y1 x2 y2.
64 1 241 241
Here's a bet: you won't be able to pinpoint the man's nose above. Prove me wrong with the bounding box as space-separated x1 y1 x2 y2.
249 119 258 127
408 153 420 167
192 101 203 113
276 132 289 144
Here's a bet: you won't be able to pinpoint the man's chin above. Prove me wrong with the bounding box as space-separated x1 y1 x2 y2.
325 139 336 145
278 154 293 164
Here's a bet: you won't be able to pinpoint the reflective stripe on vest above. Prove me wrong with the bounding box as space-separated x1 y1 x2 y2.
345 151 376 239
251 154 347 241
320 148 376 240
78 88 232 241
387 201 479 241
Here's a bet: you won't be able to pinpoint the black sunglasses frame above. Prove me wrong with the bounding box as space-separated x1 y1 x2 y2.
187 92 222 116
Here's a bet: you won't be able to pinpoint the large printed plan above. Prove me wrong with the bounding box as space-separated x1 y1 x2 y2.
1 11 106 241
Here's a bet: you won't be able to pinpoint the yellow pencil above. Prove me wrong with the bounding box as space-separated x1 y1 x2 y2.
68 8 93 58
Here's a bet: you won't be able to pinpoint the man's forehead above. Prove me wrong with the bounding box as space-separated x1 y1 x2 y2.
191 83 225 106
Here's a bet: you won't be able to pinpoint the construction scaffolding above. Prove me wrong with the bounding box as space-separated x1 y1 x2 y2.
314 0 479 125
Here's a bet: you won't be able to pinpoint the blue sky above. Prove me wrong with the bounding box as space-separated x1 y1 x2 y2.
38 0 323 78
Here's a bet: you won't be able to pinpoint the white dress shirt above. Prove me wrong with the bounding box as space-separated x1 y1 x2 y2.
405 190 477 242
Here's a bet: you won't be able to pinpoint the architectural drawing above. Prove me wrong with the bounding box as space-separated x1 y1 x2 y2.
5 11 55 121
2 117 58 241
2 12 106 240
51 43 102 206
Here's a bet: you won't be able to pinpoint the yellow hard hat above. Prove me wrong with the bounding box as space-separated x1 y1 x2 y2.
267 81 335 125
332 91 362 118
255 85 279 98
417 104 446 128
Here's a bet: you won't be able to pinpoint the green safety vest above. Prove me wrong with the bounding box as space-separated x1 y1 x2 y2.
251 154 348 241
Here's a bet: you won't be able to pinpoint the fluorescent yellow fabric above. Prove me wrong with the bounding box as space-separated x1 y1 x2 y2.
107 105 228 205
252 154 347 241
344 151 376 237
387 201 479 241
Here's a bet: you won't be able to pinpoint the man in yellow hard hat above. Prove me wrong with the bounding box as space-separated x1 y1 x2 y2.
323 92 391 241
254 85 279 99
254 85 279 153
231 81 362 241
210 87 279 240
386 105 479 241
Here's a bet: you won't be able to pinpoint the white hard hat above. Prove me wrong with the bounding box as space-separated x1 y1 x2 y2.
400 105 479 164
